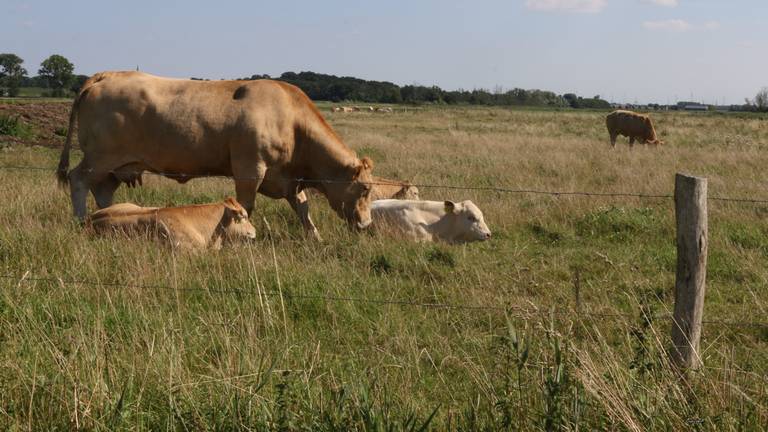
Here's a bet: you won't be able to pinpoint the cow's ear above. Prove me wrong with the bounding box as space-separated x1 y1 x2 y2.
361 157 374 171
223 197 238 210
444 201 456 213
352 157 374 180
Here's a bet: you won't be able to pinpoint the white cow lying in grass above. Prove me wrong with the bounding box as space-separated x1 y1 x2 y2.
371 199 491 243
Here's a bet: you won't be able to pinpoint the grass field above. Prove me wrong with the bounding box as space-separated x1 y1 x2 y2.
1 104 768 430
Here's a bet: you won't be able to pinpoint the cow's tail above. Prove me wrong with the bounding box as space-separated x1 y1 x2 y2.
56 72 110 188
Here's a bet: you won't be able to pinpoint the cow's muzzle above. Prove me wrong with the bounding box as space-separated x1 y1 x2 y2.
356 219 372 230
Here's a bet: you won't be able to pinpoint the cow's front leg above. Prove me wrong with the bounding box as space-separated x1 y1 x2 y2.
232 163 267 216
609 132 618 148
287 190 322 241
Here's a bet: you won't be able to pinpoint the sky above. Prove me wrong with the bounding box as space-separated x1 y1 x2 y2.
3 0 767 105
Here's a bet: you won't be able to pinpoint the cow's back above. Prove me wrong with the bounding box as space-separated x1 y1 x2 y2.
88 203 160 235
606 110 650 137
76 72 303 174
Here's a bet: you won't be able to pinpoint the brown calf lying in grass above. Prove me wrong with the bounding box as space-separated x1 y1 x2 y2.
368 176 420 201
87 197 256 250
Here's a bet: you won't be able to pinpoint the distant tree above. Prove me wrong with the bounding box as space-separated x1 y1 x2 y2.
0 53 28 97
19 75 47 88
754 87 768 112
39 54 74 97
563 93 578 108
70 74 89 94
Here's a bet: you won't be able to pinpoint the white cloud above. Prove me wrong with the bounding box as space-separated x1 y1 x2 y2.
525 0 607 13
642 19 721 32
642 19 692 32
644 0 678 7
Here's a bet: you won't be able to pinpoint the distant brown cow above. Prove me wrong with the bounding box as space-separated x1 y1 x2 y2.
369 176 420 201
606 110 664 147
88 197 256 250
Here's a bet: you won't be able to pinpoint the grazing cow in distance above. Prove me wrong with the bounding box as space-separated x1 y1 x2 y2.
88 197 257 250
56 71 375 241
331 106 342 113
341 106 355 113
371 199 491 243
606 110 664 147
369 176 420 201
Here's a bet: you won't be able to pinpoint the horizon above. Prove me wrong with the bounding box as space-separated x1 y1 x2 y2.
3 0 766 105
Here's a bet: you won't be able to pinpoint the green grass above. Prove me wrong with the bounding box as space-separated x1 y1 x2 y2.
1 105 768 429
0 114 35 140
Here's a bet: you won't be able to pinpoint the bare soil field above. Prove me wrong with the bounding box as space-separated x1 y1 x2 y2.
0 101 71 148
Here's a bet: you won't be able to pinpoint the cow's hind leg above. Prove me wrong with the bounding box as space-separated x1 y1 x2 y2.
629 136 636 148
287 190 322 241
91 174 120 209
68 162 90 221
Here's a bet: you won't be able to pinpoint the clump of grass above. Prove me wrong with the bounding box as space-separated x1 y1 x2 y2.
370 253 394 274
0 115 34 139
425 246 455 267
575 206 657 241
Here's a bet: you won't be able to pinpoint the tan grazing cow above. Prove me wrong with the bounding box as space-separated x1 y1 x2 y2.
606 110 664 147
371 199 491 243
88 197 257 250
341 106 355 113
369 176 420 201
57 71 375 241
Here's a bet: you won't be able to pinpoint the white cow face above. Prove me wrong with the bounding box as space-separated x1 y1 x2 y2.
444 200 492 243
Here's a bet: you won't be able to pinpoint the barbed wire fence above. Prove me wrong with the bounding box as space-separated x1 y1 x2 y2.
0 163 768 371
1 163 768 203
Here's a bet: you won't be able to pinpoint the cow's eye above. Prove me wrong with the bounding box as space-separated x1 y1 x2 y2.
468 215 477 222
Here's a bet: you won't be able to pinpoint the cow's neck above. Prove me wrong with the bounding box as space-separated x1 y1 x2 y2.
165 205 225 245
427 215 457 241
295 129 358 198
295 111 358 181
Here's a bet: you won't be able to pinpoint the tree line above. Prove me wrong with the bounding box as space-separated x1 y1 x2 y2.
0 53 87 97
2 53 766 111
237 71 610 109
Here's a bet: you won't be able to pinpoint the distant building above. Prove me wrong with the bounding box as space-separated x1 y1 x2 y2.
683 104 708 111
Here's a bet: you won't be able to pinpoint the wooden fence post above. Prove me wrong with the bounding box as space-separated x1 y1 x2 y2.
671 173 708 369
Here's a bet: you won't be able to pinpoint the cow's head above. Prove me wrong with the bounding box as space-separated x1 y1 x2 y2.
325 157 375 230
643 118 664 145
443 200 492 243
220 197 257 242
402 184 420 200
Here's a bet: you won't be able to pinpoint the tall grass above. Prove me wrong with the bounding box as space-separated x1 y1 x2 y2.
0 105 767 430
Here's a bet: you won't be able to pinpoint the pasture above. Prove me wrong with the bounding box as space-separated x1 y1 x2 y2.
1 103 768 430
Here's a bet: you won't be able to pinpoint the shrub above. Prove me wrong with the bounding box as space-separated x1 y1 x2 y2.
0 115 34 139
